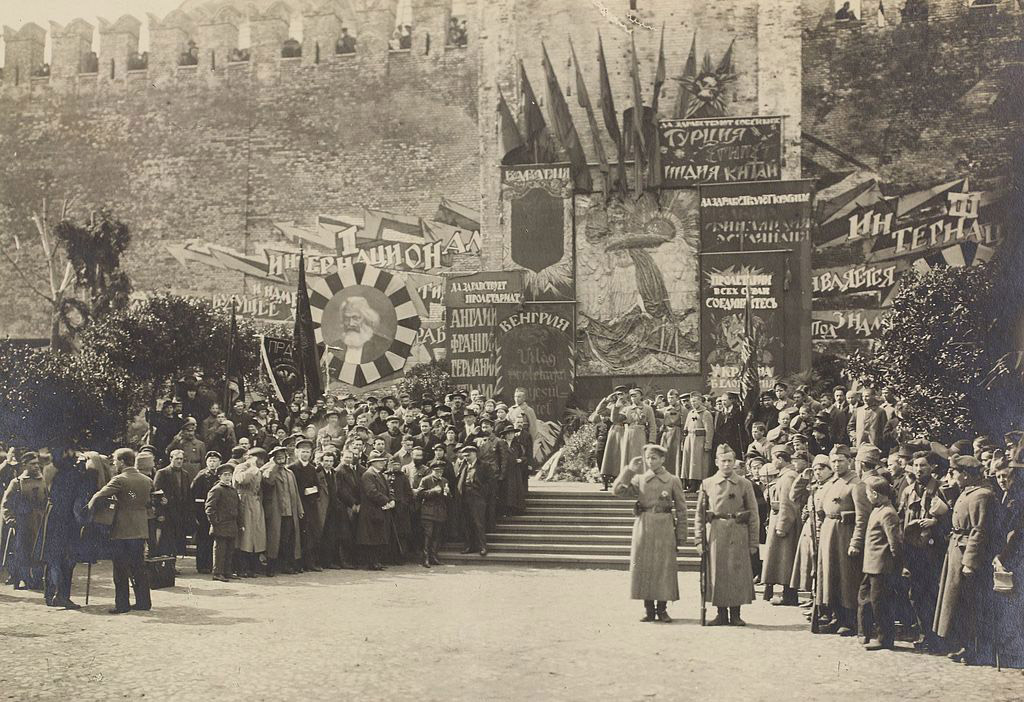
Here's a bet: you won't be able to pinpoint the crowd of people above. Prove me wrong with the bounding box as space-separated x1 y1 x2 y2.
0 381 541 613
592 381 1023 669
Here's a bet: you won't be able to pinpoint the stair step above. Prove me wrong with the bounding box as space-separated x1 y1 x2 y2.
489 532 634 545
524 506 637 516
467 542 698 556
503 514 637 525
434 551 701 571
491 523 635 536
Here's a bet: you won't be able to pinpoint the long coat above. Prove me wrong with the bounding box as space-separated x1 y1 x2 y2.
934 484 996 641
413 472 448 523
599 403 626 478
232 462 267 553
761 467 801 586
504 433 530 515
260 463 303 561
681 409 714 481
35 466 81 567
712 408 747 459
659 407 683 475
696 472 758 606
816 471 870 609
356 466 391 546
790 476 826 591
332 464 361 547
613 458 688 601
620 405 651 469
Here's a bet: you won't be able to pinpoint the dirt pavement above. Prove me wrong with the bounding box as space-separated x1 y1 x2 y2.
1 559 1021 701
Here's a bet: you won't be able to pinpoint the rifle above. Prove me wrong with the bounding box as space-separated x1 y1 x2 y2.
808 484 820 634
699 488 709 627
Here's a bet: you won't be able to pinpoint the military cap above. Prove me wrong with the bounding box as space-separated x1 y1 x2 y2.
688 391 703 399
494 403 509 411
216 463 236 476
230 446 247 460
294 438 315 451
771 443 792 458
951 455 984 474
613 385 629 393
643 443 667 456
812 454 831 468
184 417 198 427
249 400 267 411
897 443 918 459
205 450 222 460
367 450 389 464
268 445 290 457
19 451 39 465
458 443 478 454
478 415 494 426
855 444 882 465
745 451 766 466
325 409 341 419
420 396 435 405
386 414 402 423
715 444 736 458
134 453 154 472
138 444 157 455
950 439 973 456
246 447 268 460
830 444 851 458
435 404 452 415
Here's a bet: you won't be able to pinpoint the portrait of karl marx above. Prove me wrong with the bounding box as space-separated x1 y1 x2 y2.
326 294 394 365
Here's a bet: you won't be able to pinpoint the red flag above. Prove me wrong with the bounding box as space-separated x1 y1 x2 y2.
628 31 646 197
673 31 697 119
519 60 554 163
738 285 761 419
541 42 592 192
571 36 609 199
597 33 627 196
293 249 324 405
647 24 666 191
222 299 245 409
497 88 526 165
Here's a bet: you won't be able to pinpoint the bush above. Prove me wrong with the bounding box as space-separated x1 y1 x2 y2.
0 341 139 451
395 359 453 403
545 423 601 482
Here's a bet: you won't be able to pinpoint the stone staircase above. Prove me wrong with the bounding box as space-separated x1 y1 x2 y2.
439 481 700 570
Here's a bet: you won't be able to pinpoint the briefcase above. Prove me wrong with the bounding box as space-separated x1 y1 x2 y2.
146 555 176 589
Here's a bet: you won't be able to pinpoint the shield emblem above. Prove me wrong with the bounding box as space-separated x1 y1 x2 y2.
510 187 564 273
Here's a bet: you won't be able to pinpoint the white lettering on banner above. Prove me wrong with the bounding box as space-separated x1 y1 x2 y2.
811 311 887 339
497 312 571 334
891 218 999 255
848 210 894 240
701 192 811 207
448 308 498 327
812 265 898 294
449 333 495 354
450 358 496 377
503 167 571 182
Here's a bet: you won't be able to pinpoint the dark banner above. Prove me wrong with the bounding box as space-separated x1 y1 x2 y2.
700 180 815 252
445 306 501 398
500 164 575 302
496 303 575 422
443 271 525 307
700 252 787 395
260 335 301 403
659 116 783 187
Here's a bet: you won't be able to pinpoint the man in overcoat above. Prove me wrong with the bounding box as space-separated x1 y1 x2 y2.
412 459 449 567
260 446 303 575
696 445 758 625
356 451 394 570
1 452 47 591
206 463 244 582
190 451 222 574
761 443 802 606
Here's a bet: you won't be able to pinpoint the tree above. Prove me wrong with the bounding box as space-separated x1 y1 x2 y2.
395 359 453 403
848 265 1022 443
80 294 263 409
0 200 132 351
0 341 139 451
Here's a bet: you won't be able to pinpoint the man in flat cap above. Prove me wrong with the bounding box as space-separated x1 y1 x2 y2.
696 444 759 625
761 443 801 606
289 438 324 572
261 445 303 575
934 456 997 665
206 462 243 582
456 444 490 557
190 451 223 574
817 444 871 635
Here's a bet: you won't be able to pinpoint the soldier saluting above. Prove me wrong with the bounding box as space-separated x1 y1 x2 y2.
613 444 688 623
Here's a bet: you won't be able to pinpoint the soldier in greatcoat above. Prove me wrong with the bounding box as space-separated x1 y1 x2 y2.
696 444 759 625
613 444 689 623
1 452 47 591
681 392 715 491
817 444 871 635
761 443 802 606
934 456 997 665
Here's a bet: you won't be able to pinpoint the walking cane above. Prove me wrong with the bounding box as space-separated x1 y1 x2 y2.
699 490 708 626
85 562 92 605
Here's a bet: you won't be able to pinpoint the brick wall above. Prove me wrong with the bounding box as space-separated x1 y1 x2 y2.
0 4 480 338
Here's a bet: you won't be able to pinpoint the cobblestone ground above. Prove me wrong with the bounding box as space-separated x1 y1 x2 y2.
2 560 1022 701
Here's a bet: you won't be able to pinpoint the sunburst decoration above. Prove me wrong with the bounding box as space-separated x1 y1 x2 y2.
674 39 737 119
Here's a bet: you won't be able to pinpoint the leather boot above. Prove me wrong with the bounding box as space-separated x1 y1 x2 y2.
729 607 746 626
641 601 656 622
655 602 672 623
708 607 728 626
762 584 774 602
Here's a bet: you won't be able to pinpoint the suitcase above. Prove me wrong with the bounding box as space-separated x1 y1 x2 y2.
146 555 176 589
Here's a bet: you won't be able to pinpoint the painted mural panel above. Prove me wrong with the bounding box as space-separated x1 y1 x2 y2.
575 190 701 376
